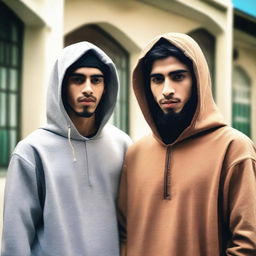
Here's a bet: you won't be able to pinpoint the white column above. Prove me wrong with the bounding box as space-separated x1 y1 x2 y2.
215 3 233 125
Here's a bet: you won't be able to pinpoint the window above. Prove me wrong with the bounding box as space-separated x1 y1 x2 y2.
65 25 129 133
0 2 23 167
232 66 251 137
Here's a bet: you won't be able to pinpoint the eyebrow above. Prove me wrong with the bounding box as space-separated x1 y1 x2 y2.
69 73 104 78
150 69 189 78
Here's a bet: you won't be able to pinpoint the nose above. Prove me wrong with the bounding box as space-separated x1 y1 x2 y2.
162 79 175 97
81 80 93 95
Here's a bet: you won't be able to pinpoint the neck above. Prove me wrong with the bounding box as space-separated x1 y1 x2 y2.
68 112 97 137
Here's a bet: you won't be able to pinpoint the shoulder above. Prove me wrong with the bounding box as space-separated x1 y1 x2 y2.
222 126 255 151
102 124 133 146
12 129 56 165
220 126 256 167
15 129 49 149
126 133 155 156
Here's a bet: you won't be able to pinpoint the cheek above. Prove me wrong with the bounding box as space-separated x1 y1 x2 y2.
183 82 192 101
96 87 105 100
187 85 193 99
151 86 161 100
67 87 77 105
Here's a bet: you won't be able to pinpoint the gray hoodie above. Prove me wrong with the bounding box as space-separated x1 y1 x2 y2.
1 42 132 256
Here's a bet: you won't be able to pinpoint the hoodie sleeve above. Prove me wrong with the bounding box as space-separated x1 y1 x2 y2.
118 164 128 256
1 153 43 256
223 158 256 255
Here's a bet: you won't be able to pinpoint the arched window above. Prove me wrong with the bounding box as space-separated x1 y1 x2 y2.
65 25 129 133
232 66 252 137
0 2 23 168
189 29 216 96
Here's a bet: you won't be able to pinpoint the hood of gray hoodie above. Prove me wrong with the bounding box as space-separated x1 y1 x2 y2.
43 41 119 140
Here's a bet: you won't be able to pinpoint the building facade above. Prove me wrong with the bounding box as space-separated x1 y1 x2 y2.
0 0 255 237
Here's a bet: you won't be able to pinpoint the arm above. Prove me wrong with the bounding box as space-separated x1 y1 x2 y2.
1 154 43 256
118 164 128 256
223 159 256 255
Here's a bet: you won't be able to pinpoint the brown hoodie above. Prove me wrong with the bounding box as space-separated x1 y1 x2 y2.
118 33 256 256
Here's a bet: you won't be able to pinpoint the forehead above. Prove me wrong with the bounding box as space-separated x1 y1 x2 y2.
150 56 189 74
72 67 103 76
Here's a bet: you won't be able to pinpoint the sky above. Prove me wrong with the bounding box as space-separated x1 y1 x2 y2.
232 0 256 17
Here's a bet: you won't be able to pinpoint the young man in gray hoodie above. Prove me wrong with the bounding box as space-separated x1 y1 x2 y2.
1 42 132 256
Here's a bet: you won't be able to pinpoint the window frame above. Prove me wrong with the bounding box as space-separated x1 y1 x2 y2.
232 65 252 137
0 2 23 168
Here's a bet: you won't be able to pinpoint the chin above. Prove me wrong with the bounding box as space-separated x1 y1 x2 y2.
163 109 175 115
163 108 183 117
76 110 95 118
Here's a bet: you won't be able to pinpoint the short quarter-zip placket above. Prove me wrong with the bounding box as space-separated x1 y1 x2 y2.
164 146 172 200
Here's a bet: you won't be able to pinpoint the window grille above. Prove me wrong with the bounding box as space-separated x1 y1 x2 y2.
232 66 251 137
0 2 23 167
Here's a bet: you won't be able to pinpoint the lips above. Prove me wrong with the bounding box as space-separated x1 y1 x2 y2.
78 97 96 103
160 98 180 105
163 100 179 104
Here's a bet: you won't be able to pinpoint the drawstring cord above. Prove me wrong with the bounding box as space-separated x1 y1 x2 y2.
84 142 92 187
68 126 77 162
67 125 92 186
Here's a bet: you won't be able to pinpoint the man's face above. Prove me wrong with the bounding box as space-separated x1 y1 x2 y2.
150 56 192 114
66 67 105 118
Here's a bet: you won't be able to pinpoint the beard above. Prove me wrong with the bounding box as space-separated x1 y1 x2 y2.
69 105 95 118
154 95 197 144
160 107 186 120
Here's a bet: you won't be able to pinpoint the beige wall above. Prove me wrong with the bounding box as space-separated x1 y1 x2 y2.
21 1 64 138
64 0 200 48
64 0 199 140
65 0 235 140
0 0 64 240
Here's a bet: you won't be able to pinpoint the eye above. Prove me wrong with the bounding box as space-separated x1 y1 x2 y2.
69 76 84 85
91 76 104 85
172 73 185 81
151 75 164 84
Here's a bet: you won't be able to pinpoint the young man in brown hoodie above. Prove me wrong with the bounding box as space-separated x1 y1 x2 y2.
118 33 256 256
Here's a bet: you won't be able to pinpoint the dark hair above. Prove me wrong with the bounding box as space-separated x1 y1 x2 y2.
65 50 110 83
141 37 197 100
142 37 194 77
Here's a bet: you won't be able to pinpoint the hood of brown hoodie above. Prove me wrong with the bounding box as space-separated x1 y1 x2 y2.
133 32 227 145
